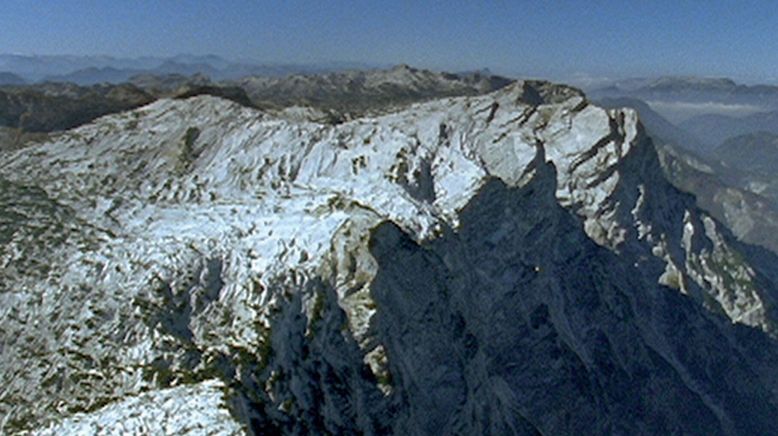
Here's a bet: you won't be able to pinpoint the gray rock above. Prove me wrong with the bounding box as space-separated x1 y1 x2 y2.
2 80 778 435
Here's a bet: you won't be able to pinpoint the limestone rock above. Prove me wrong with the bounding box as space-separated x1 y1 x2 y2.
2 81 778 434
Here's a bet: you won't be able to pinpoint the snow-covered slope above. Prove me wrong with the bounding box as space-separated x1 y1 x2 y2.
37 380 244 435
2 81 778 434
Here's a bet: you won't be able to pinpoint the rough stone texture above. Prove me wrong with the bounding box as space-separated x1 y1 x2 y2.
37 380 245 435
1 81 778 434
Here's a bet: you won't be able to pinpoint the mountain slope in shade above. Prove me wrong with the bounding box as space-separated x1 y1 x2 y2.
0 82 153 133
0 72 25 86
714 132 778 177
680 111 778 149
712 132 778 205
657 142 778 255
591 75 778 109
2 82 778 434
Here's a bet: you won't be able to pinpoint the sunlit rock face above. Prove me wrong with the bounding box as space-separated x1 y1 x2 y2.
1 80 778 434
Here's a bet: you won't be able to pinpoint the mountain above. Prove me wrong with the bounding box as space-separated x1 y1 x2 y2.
0 54 162 82
595 96 706 153
0 53 385 85
592 75 778 107
713 132 778 203
173 84 256 108
234 64 514 118
715 131 778 176
0 65 509 143
657 142 778 254
451 68 515 92
0 82 153 134
128 73 213 95
0 72 25 86
3 79 778 434
0 127 50 153
154 60 221 77
41 62 224 86
680 111 778 150
595 96 778 255
43 66 143 86
639 76 738 93
590 76 778 150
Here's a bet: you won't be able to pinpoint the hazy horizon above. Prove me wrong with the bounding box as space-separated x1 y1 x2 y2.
3 1 778 83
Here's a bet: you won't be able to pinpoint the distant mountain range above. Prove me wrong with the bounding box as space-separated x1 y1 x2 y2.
0 66 514 137
589 75 778 162
0 82 154 141
596 95 778 255
0 54 382 84
594 96 706 152
233 64 514 117
715 132 778 176
713 132 778 203
591 76 778 106
679 111 778 148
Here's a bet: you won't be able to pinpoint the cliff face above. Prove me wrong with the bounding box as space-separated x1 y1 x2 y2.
2 81 778 434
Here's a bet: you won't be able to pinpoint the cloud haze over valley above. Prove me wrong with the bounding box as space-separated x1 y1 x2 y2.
643 100 764 122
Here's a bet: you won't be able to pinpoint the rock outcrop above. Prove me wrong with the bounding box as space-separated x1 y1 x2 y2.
1 81 778 434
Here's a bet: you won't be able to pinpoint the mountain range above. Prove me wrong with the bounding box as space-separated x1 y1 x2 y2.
0 66 513 142
233 65 513 118
679 111 778 148
0 54 381 85
588 76 778 160
3 68 778 434
591 76 778 107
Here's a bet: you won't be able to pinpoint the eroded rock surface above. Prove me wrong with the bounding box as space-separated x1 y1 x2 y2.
1 81 778 434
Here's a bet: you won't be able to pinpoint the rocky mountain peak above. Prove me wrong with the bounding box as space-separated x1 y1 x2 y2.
2 79 778 434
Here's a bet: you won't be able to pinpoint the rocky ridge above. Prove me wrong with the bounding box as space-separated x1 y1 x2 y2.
232 64 513 119
657 142 778 255
596 96 778 255
0 66 511 152
1 81 778 433
0 82 153 136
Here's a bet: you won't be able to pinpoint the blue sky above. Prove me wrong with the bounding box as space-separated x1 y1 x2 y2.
2 1 777 80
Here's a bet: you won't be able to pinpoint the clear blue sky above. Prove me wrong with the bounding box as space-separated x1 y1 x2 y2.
2 0 777 80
